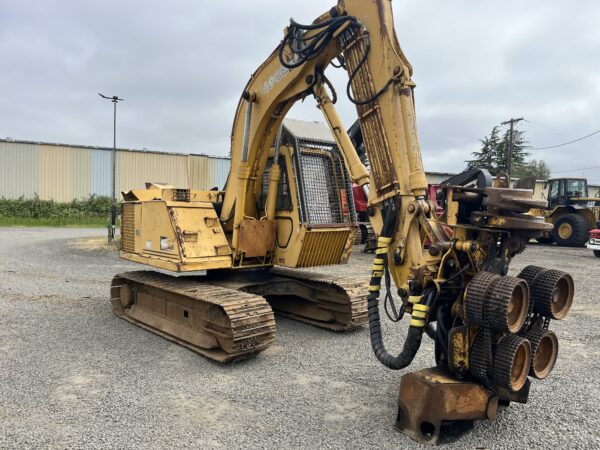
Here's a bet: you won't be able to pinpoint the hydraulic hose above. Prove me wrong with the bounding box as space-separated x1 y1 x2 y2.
367 202 436 370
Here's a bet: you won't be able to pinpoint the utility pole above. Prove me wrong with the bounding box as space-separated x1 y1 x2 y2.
501 117 524 180
98 93 124 242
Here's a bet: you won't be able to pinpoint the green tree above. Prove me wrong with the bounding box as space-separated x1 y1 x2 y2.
466 126 501 172
512 159 551 180
466 124 533 175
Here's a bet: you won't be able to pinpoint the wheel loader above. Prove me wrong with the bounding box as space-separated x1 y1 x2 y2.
110 0 575 444
533 177 600 246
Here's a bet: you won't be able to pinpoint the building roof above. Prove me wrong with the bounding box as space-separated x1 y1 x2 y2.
0 137 228 160
282 118 335 143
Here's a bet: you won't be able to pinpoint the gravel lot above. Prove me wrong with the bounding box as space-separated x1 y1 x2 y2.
0 227 599 449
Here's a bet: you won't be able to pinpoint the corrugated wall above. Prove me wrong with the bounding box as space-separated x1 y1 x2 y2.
117 150 189 193
3 140 595 202
0 141 39 198
189 155 215 190
425 173 454 185
91 149 112 196
214 158 230 190
39 145 92 201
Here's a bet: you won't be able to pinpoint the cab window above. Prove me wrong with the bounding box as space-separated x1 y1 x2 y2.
565 179 587 197
548 181 559 203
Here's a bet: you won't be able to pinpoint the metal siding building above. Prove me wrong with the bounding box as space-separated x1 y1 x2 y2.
1 136 597 202
117 150 189 195
0 139 230 202
0 141 39 198
91 149 112 197
213 158 230 191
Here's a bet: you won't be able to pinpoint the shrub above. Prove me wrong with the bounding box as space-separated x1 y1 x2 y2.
0 195 114 219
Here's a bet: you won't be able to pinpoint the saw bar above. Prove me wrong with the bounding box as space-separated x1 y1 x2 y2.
110 271 276 362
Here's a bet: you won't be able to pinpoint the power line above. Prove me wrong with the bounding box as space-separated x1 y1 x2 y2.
530 127 600 150
551 164 600 174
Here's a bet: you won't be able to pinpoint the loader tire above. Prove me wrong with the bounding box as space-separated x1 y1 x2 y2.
551 213 589 247
594 250 600 258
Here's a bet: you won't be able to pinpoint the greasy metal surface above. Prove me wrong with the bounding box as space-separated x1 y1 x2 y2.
111 271 276 362
395 367 498 445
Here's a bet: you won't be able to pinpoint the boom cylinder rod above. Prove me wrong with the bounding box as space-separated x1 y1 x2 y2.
241 97 254 163
232 95 255 251
399 91 427 196
265 125 283 220
315 85 370 187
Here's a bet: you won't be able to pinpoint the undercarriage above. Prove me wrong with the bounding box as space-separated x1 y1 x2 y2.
111 268 368 362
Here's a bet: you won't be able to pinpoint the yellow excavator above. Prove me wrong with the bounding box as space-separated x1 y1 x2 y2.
110 0 575 444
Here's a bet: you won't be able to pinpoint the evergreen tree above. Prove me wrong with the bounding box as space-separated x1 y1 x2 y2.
466 126 500 172
512 159 551 180
466 124 532 175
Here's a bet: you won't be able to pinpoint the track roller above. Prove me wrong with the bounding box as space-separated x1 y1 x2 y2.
531 269 574 320
469 332 489 383
488 276 530 333
465 272 500 326
493 334 531 392
525 327 559 379
517 265 547 314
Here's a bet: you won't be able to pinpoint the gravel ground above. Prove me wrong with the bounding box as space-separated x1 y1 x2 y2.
0 227 599 449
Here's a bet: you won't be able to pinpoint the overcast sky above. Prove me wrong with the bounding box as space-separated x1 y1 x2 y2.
1 0 600 182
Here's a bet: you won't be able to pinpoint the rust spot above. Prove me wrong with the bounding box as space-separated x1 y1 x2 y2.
398 87 412 97
376 0 388 37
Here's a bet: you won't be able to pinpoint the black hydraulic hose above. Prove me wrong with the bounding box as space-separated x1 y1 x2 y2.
425 323 436 340
366 201 437 370
368 289 436 370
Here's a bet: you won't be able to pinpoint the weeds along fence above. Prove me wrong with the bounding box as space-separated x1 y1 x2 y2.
0 196 113 221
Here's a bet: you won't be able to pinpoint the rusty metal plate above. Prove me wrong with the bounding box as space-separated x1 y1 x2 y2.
238 219 276 258
483 187 549 212
395 367 497 445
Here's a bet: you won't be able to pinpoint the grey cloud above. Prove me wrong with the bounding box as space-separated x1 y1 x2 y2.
1 0 599 182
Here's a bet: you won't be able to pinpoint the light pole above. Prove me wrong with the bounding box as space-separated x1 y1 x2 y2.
98 93 124 242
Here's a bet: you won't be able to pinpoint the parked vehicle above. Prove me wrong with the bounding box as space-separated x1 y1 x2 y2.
532 177 600 246
587 226 600 257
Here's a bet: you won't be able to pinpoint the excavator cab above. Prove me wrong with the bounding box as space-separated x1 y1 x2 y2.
259 119 357 268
